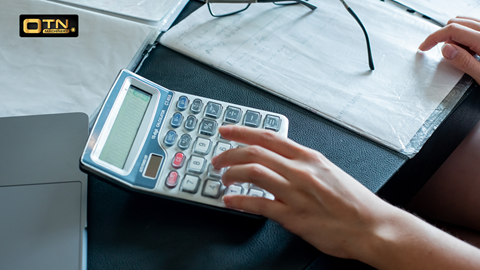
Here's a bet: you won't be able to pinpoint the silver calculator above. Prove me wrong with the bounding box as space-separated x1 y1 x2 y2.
80 69 289 217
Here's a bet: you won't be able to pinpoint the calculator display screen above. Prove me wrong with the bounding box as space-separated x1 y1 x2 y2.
99 86 151 169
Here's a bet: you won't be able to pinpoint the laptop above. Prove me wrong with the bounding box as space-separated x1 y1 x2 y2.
0 113 88 270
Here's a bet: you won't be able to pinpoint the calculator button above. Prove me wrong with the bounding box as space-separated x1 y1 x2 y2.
184 115 197 131
187 156 206 174
199 119 217 136
190 98 203 114
170 112 183 128
207 164 225 179
177 96 189 111
224 106 242 123
172 152 186 169
225 185 244 196
205 102 223 119
247 188 265 197
165 171 179 189
181 174 200 194
193 137 211 155
202 180 222 198
243 110 262 127
263 114 281 132
214 141 231 157
178 134 192 150
164 130 177 147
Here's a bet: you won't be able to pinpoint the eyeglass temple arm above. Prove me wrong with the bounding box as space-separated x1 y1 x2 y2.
340 0 374 70
262 0 317 10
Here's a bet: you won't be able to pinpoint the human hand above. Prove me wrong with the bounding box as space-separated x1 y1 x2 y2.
211 125 397 261
419 16 480 84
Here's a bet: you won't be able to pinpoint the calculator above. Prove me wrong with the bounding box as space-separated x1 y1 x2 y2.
80 69 289 217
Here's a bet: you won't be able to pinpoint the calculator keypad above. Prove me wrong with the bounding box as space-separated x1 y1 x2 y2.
158 93 286 214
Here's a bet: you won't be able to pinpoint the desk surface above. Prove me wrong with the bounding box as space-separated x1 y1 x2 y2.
86 1 480 269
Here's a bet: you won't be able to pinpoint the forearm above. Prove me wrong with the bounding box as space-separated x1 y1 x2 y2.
360 205 480 270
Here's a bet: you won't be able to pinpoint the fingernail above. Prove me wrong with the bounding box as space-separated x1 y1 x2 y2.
211 156 218 167
219 125 233 136
222 195 231 205
442 43 458 60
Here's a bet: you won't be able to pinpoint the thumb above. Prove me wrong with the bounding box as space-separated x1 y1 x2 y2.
442 43 480 83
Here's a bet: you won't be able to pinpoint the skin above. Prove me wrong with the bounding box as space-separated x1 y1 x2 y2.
211 17 480 269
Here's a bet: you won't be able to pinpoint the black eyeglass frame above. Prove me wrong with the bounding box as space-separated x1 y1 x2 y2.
206 0 374 70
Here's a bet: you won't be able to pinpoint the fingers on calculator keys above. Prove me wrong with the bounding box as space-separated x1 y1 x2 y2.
181 174 200 193
202 180 222 198
165 171 180 189
170 112 183 128
224 184 244 196
190 98 203 114
243 110 262 127
176 95 189 111
247 188 265 197
214 141 231 156
164 130 177 147
208 164 225 179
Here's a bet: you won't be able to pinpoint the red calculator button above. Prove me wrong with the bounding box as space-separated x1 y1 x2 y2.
165 171 179 189
172 152 185 169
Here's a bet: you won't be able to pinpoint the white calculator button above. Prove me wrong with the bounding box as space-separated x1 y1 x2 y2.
187 156 206 174
214 141 231 157
207 164 225 179
199 119 217 136
181 174 200 194
193 137 211 155
244 110 262 128
205 102 223 119
224 185 243 196
202 180 222 198
165 171 179 189
263 114 281 132
247 188 265 197
224 106 242 123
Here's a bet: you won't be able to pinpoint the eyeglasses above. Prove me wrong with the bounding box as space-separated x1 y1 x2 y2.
205 0 374 70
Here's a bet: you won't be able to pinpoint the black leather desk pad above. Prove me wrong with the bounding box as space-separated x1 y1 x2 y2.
86 1 480 269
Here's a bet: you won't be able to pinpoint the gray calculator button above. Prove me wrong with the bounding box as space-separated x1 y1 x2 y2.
205 102 222 119
263 114 281 132
181 174 200 194
170 112 183 128
190 98 203 114
247 188 265 197
225 185 244 196
178 134 192 150
207 164 225 179
243 110 261 127
224 106 242 123
164 130 177 147
214 141 231 157
193 137 211 155
202 180 222 198
187 156 206 174
177 96 189 111
184 115 197 131
199 119 217 136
